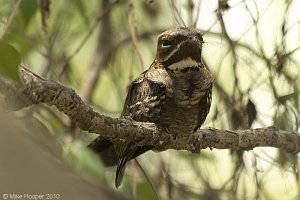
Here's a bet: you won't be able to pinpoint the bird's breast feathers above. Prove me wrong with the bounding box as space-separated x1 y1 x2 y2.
145 64 213 106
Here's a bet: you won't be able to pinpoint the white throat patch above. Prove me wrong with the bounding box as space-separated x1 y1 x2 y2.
167 57 201 71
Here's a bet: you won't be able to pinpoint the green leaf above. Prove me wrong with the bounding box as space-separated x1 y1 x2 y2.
0 42 21 82
3 32 36 56
64 141 104 183
278 91 300 104
19 0 38 27
137 182 157 200
274 108 293 131
73 0 90 27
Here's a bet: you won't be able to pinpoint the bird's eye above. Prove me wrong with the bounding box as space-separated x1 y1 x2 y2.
161 39 175 47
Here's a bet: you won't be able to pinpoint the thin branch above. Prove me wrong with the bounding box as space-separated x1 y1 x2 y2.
59 0 120 77
79 0 114 103
170 0 186 27
0 0 22 40
0 66 299 154
216 8 241 98
128 0 144 69
0 77 32 110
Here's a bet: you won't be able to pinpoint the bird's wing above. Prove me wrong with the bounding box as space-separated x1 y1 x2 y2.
115 70 167 188
194 86 212 132
121 71 166 122
194 66 214 132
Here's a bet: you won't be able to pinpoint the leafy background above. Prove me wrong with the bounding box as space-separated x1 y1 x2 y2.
0 0 299 199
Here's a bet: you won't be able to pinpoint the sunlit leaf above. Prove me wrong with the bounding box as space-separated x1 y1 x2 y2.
0 42 21 82
178 151 215 162
276 150 295 169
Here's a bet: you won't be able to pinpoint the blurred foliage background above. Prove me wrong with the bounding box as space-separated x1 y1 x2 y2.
0 0 299 199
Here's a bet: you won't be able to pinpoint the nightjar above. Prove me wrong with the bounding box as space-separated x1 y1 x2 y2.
88 27 214 188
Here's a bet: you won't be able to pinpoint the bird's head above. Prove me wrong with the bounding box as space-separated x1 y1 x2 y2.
156 27 204 71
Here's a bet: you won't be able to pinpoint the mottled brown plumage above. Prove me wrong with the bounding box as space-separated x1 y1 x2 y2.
88 27 213 188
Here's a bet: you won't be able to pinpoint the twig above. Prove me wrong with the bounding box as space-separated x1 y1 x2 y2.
59 0 120 77
134 159 160 200
78 0 115 103
216 8 241 97
170 0 186 27
0 0 22 40
128 0 144 69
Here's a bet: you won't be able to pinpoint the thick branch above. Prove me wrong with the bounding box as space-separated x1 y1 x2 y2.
1 66 299 154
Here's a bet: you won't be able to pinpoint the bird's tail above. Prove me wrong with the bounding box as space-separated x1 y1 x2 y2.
88 137 152 187
115 144 153 188
115 145 137 188
87 137 118 166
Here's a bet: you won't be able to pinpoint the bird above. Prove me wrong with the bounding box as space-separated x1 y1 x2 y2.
88 27 214 188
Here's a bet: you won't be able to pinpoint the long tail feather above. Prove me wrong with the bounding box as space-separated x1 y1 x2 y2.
115 145 137 188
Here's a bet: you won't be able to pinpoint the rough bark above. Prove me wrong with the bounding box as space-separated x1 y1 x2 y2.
1 66 299 154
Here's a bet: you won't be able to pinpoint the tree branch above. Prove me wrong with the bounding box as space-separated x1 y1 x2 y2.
1 66 299 154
